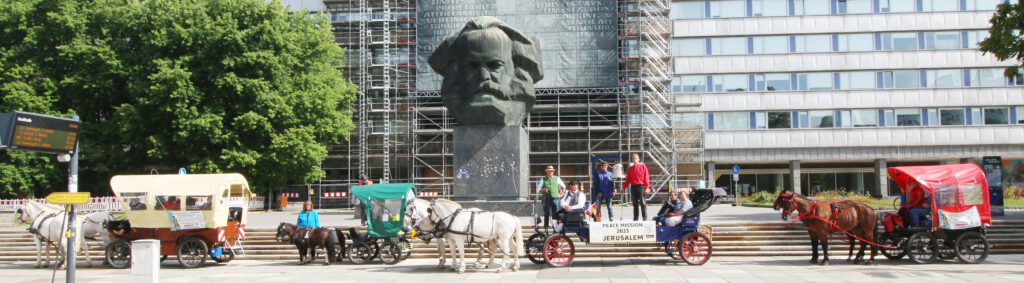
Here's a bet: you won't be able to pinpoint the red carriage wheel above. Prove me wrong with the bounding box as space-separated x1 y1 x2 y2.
678 232 712 265
543 234 574 267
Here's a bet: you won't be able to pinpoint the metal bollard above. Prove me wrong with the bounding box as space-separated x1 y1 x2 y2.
131 240 160 283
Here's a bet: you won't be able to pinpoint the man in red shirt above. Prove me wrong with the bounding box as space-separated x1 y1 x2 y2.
622 153 651 221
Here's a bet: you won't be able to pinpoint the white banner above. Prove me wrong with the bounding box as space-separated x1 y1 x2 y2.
172 211 206 230
938 207 981 230
588 220 657 243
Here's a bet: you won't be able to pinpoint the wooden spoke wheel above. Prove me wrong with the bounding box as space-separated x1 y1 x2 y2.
906 232 938 264
878 233 906 260
105 239 132 269
954 231 989 264
525 233 547 264
542 234 574 267
177 236 209 268
664 239 683 260
347 242 378 264
397 238 413 261
379 241 403 265
679 233 712 265
937 240 957 260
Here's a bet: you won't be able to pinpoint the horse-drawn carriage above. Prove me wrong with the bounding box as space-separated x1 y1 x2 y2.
104 174 252 268
877 164 992 264
525 189 718 267
346 183 416 265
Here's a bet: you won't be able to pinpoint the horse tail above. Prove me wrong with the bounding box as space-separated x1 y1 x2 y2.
513 217 524 257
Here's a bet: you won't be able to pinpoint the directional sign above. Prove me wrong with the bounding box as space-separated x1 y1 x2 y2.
731 165 741 174
178 167 187 175
45 192 91 205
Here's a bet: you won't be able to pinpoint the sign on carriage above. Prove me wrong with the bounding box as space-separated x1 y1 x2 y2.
588 220 657 243
45 192 90 205
171 211 206 230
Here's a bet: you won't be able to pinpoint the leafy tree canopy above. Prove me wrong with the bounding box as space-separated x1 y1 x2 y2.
980 1 1024 78
0 0 356 196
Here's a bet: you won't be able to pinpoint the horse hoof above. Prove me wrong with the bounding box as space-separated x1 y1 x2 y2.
820 261 830 266
808 259 818 264
864 260 874 266
852 259 862 264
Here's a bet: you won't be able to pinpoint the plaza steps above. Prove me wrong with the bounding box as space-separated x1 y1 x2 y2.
2 220 1024 262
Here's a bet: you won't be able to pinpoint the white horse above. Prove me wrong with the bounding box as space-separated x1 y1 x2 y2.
79 211 117 264
420 200 523 273
15 201 92 268
407 198 499 270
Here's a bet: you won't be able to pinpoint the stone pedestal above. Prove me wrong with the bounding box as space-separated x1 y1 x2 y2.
452 125 529 201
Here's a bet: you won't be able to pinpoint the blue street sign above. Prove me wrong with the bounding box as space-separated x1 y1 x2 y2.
178 167 187 175
731 165 741 174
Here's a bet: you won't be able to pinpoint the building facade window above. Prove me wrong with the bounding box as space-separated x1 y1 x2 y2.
983 107 1010 124
794 35 832 52
939 108 966 125
753 36 790 54
713 74 749 92
924 31 962 49
710 37 748 55
837 0 873 14
839 71 876 89
1017 107 1024 124
966 0 1005 11
798 72 834 90
715 112 751 130
795 0 832 15
768 112 793 128
970 68 1007 87
675 75 708 93
851 109 878 127
922 0 961 12
756 73 793 91
966 30 990 48
882 32 919 50
673 38 706 56
671 1 706 19
837 33 874 51
895 109 922 126
925 69 964 88
710 0 748 18
888 70 920 89
753 0 790 16
808 110 835 128
879 0 917 12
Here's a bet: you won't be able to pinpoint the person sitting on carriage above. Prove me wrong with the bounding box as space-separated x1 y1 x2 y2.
296 201 321 240
903 184 932 227
653 188 693 226
556 180 587 222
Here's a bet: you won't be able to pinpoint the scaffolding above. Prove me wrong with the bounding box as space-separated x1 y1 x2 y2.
313 0 703 200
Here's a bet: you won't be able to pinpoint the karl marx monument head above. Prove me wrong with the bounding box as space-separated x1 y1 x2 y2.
428 16 543 125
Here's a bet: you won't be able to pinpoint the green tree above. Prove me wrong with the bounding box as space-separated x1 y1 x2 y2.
1 0 356 196
980 1 1024 78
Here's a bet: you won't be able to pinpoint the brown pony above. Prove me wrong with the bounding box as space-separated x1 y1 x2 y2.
773 190 878 265
276 223 343 265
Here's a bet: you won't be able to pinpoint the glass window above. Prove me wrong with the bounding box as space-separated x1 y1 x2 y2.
797 111 810 128
939 108 965 125
795 0 832 15
795 35 832 53
753 0 790 16
983 107 1009 125
753 36 790 54
710 0 747 18
967 0 1005 11
798 73 834 90
809 111 835 128
754 112 768 129
966 30 990 48
923 0 960 11
837 33 874 52
678 75 707 93
839 71 876 90
1017 107 1024 124
155 196 182 211
970 68 1007 87
851 109 878 127
883 109 896 126
710 37 748 55
926 108 939 126
715 112 751 130
925 31 962 49
756 73 792 91
768 112 792 128
839 110 852 127
880 0 917 12
671 1 706 19
186 196 213 211
895 109 922 126
882 33 919 50
893 70 920 88
926 69 964 88
970 108 983 125
122 192 148 211
1015 69 1024 85
837 0 873 14
673 38 706 56
713 74 749 92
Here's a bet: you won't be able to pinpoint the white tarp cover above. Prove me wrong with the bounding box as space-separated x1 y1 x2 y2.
110 174 251 229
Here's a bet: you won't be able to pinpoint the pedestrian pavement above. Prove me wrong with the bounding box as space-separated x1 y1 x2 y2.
4 255 1024 283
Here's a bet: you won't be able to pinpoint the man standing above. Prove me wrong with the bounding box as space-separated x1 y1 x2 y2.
592 161 615 220
536 165 565 229
623 153 651 221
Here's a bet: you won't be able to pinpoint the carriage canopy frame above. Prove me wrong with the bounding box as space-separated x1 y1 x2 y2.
351 183 416 238
109 173 253 229
888 164 992 229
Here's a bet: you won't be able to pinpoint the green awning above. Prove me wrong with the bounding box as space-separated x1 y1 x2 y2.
351 183 416 238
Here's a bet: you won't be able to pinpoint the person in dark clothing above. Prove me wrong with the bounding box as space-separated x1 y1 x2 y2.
591 161 615 220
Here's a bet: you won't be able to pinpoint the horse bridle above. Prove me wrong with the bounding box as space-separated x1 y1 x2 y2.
775 194 797 219
422 200 461 239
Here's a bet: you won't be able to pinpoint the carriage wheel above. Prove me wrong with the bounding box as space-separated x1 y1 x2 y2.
878 233 906 260
542 234 574 267
379 241 403 265
177 237 208 268
679 233 712 265
347 243 375 265
525 233 547 264
663 238 682 260
954 231 989 264
105 239 131 269
906 232 938 264
397 238 414 261
937 240 956 260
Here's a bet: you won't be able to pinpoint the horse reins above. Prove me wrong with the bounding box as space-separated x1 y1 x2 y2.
778 194 896 249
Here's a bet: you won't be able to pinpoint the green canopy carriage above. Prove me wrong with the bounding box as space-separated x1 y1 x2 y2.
348 183 416 264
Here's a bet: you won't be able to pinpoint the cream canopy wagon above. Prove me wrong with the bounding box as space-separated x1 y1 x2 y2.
104 174 252 268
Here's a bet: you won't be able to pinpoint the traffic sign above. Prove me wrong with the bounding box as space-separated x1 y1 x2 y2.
731 165 741 174
732 174 739 181
45 192 90 205
178 167 187 175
